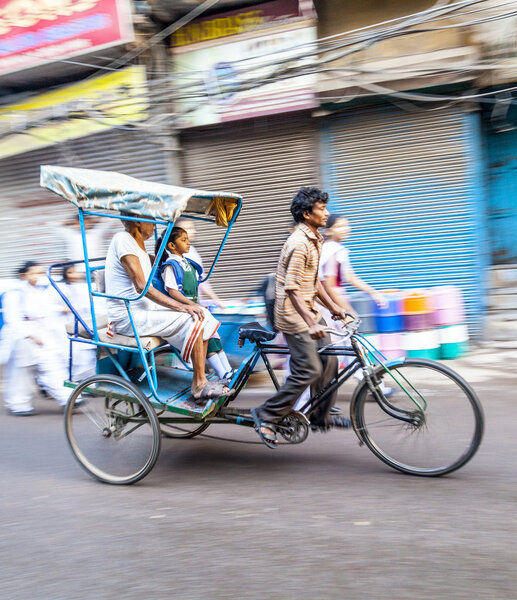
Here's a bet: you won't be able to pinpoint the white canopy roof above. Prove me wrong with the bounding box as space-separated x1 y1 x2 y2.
40 165 242 225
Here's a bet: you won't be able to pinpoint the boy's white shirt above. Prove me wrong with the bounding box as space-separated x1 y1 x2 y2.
161 251 196 292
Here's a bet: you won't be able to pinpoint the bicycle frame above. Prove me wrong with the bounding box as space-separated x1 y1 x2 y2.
212 334 425 431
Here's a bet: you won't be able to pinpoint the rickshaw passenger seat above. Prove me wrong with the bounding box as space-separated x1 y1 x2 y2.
238 322 276 343
65 315 165 351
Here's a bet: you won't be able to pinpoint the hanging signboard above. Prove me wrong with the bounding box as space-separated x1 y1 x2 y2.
0 65 147 159
0 0 133 76
171 0 317 127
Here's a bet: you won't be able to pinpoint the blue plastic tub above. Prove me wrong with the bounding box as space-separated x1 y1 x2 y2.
375 292 403 333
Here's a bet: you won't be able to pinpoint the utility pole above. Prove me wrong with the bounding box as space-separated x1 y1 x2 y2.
132 9 182 184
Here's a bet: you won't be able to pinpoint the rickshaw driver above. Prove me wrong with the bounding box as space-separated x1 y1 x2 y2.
250 187 351 448
104 216 230 401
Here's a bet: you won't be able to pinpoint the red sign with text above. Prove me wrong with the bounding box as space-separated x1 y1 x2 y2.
0 0 133 75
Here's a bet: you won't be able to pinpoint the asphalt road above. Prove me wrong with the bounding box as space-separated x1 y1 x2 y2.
1 346 516 600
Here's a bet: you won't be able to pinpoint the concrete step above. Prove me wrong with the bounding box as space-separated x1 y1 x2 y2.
485 312 517 341
487 288 517 310
490 264 517 289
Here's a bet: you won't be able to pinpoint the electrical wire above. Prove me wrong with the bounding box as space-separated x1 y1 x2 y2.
3 0 517 133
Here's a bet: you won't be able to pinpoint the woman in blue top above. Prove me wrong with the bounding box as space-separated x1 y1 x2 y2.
154 227 235 382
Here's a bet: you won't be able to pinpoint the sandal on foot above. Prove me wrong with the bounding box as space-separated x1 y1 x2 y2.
250 408 278 449
192 381 235 402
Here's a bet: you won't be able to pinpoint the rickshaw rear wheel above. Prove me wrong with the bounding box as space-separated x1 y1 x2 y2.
65 374 161 485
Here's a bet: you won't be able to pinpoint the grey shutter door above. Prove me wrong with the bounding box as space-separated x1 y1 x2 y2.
320 106 487 336
180 113 318 298
0 128 170 278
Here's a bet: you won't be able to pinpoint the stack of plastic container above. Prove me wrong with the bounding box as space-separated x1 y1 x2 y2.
348 292 380 354
401 291 440 359
343 286 468 362
375 291 405 360
430 285 468 359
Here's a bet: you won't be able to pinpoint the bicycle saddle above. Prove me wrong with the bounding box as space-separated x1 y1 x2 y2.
238 322 276 343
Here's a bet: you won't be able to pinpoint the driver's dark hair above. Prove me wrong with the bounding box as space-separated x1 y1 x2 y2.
155 227 187 268
290 186 329 223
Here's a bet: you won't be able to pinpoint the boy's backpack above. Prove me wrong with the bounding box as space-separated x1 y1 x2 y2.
152 258 203 295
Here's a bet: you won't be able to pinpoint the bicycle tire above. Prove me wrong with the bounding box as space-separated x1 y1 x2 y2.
352 358 484 476
65 374 161 485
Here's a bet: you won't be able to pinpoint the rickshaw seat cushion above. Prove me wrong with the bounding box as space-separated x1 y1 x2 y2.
100 330 165 351
66 315 165 351
238 321 276 343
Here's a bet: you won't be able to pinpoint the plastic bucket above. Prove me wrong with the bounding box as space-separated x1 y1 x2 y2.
402 330 440 360
429 286 465 326
349 292 376 334
438 324 469 359
403 312 435 331
379 333 405 361
375 290 403 333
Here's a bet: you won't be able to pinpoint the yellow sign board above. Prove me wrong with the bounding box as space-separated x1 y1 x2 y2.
0 65 147 159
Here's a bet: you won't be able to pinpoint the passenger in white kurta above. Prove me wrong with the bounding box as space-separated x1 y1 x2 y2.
104 217 229 400
1 262 70 416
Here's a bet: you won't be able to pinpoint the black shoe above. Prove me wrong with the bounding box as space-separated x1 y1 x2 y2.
311 415 352 432
7 408 38 417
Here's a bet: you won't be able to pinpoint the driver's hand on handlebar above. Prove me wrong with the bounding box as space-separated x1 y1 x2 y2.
185 305 205 320
330 308 354 325
308 322 327 340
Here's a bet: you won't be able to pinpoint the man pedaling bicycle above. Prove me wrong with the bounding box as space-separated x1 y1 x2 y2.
250 187 353 448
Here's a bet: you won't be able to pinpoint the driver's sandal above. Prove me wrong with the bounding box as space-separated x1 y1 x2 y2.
250 408 278 449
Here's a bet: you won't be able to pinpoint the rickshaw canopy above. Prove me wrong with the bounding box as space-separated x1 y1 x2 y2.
40 165 241 226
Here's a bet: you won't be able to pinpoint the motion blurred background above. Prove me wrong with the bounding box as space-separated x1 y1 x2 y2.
1 4 517 599
0 0 516 345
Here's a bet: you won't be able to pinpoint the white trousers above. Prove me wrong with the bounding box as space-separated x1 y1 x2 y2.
114 307 220 364
4 337 69 412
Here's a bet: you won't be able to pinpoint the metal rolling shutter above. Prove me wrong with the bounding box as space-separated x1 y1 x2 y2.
320 106 487 336
180 114 318 299
0 128 170 278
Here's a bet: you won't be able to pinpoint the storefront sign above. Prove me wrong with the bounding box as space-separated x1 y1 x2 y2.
0 0 133 76
172 0 316 127
171 0 314 48
0 65 146 159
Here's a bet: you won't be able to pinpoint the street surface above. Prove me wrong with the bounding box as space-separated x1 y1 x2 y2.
1 345 516 600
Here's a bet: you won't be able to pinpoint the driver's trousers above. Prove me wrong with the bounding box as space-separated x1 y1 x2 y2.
255 320 338 427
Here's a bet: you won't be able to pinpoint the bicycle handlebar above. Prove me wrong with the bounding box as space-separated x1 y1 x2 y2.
324 314 361 337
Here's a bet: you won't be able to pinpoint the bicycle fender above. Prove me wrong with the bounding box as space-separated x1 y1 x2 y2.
349 359 407 444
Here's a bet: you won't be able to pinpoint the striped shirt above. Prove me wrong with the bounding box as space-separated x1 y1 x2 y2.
274 223 324 334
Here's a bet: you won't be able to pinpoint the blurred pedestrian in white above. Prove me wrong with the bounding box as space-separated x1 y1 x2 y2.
52 214 113 270
319 214 386 315
317 214 391 397
58 264 98 380
1 261 70 416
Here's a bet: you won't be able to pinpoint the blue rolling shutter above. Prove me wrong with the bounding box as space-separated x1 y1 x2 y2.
321 106 488 337
486 127 517 264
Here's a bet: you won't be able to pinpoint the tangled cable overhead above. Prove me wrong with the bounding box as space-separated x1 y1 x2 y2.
1 0 516 137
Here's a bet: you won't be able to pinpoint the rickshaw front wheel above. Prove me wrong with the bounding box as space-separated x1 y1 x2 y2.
65 374 161 485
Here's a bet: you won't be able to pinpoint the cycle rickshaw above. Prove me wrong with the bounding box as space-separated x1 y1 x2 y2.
42 165 484 485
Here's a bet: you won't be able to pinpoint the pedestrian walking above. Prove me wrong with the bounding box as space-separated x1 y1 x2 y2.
1 262 70 416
